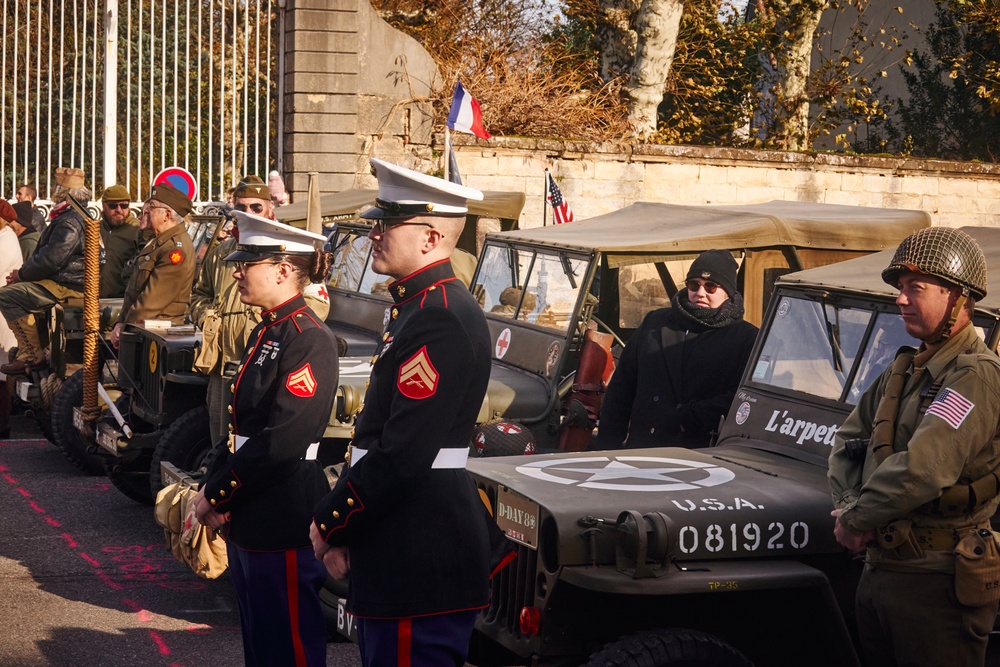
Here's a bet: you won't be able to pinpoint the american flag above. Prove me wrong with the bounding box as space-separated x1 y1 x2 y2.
925 388 975 429
546 172 574 224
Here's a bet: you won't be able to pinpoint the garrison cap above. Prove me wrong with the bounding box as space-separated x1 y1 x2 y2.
150 182 193 217
233 179 270 200
101 184 131 201
361 158 483 220
12 201 32 227
224 210 327 262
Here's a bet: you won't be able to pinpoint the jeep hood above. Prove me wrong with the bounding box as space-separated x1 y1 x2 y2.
468 446 841 565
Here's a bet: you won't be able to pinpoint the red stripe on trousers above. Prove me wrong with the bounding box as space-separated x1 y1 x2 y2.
397 618 412 667
285 550 308 667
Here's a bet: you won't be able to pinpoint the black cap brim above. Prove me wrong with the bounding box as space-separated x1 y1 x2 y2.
224 249 268 263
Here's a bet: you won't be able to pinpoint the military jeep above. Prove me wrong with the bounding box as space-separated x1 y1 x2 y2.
462 200 928 451
459 225 1000 666
325 200 930 646
21 212 221 476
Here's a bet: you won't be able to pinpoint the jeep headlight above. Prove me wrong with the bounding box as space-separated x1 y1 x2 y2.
336 383 362 422
615 510 675 579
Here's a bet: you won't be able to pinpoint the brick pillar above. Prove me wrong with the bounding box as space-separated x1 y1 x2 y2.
283 0 440 199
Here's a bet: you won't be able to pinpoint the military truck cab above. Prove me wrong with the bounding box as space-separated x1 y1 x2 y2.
462 200 929 452
462 226 1000 666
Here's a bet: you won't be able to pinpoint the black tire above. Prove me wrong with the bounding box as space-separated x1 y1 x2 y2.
50 369 105 475
103 454 154 505
583 628 753 667
149 405 213 498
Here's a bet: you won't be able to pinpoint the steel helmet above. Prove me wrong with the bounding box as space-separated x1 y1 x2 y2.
882 227 987 301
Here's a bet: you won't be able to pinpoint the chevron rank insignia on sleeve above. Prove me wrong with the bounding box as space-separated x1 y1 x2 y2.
286 363 317 397
397 346 439 399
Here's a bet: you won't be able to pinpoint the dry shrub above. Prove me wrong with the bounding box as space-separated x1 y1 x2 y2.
446 42 630 141
372 0 629 141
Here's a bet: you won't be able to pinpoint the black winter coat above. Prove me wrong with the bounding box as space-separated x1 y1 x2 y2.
18 203 85 290
597 301 758 449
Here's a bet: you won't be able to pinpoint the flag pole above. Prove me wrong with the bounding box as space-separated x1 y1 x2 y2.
542 169 549 227
444 127 451 182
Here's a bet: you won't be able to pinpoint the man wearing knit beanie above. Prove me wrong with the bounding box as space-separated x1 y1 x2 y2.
597 249 759 448
10 201 41 260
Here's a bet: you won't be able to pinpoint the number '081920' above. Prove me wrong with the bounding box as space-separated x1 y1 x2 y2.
677 521 809 554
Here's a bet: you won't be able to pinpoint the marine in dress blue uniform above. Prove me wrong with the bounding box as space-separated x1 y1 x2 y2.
197 213 338 667
312 160 513 667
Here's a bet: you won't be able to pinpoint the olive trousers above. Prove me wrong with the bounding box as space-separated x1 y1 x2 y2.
856 564 996 667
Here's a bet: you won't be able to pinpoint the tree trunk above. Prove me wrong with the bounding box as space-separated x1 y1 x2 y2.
770 0 828 150
627 0 685 137
597 0 642 82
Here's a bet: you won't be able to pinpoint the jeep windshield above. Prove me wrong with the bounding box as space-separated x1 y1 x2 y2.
328 226 388 298
477 242 588 332
750 295 918 404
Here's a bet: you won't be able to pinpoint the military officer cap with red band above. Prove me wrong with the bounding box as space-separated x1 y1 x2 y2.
224 210 328 263
361 157 484 220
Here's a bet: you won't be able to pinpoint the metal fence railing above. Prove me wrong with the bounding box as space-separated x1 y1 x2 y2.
1 0 281 209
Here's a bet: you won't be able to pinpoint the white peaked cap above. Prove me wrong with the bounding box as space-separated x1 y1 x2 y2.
361 158 484 219
225 210 328 262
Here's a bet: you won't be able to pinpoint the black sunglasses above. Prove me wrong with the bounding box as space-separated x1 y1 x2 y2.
108 202 131 210
372 220 435 235
686 279 722 294
235 202 266 214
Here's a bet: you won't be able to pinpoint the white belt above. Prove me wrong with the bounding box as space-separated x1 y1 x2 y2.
232 434 319 461
350 447 469 469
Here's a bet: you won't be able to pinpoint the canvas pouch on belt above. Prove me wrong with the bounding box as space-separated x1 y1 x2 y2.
954 528 1000 606
193 309 221 375
153 480 228 579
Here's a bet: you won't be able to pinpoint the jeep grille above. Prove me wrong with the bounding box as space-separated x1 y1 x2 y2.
481 542 536 638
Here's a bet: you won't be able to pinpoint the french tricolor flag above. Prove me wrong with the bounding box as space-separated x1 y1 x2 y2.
446 80 491 140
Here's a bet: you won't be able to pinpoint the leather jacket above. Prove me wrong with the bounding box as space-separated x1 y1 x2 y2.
18 203 85 291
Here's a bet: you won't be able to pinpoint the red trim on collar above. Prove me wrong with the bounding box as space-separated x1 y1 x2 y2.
388 258 451 290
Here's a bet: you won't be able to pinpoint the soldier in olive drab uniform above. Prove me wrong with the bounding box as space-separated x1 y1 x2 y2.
191 177 331 446
194 212 337 667
829 227 1000 667
110 182 195 348
97 184 141 298
310 159 514 667
0 167 89 375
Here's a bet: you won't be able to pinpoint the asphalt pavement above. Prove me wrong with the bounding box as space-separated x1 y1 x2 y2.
0 415 362 667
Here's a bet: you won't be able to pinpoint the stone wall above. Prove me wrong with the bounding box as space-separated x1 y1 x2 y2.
283 0 439 198
441 137 1000 229
280 1 1000 228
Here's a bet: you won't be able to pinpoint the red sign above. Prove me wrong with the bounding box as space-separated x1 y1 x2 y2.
153 166 198 201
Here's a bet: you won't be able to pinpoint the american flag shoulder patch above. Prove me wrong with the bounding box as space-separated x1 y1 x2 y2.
925 388 974 429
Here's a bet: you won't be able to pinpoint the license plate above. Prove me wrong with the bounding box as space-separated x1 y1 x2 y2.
336 597 357 642
96 423 121 455
496 485 539 549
